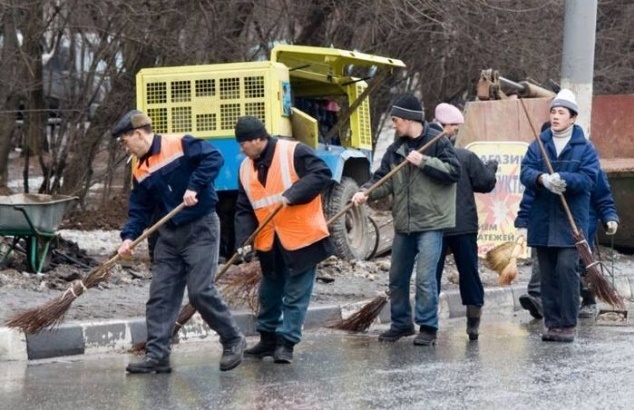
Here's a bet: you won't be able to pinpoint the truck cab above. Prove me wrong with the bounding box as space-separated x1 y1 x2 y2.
135 45 405 259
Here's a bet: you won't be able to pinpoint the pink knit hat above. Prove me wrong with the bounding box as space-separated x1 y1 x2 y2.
434 103 464 125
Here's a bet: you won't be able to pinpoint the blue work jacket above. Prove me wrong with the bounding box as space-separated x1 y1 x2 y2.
519 125 599 247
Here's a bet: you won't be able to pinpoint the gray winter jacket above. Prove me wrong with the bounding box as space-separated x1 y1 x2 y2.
366 124 461 233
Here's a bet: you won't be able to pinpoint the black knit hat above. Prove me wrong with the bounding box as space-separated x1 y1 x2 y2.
235 116 268 142
390 94 424 122
111 110 152 138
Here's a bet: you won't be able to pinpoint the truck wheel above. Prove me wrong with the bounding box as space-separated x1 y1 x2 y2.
324 177 370 260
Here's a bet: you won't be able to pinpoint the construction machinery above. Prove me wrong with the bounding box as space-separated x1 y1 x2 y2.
460 69 634 251
135 45 405 260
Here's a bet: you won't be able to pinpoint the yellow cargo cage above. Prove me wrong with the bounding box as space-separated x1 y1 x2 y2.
135 45 405 151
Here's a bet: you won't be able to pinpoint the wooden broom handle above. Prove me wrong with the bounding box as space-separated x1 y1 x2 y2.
518 99 580 236
327 131 447 225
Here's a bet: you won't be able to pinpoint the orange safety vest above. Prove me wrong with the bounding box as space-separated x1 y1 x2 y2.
133 134 185 183
239 139 329 251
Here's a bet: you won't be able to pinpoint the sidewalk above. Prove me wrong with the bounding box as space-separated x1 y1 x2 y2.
2 276 633 362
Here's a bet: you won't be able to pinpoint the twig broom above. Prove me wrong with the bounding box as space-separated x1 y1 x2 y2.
329 131 448 332
486 235 525 285
6 203 188 334
517 99 624 309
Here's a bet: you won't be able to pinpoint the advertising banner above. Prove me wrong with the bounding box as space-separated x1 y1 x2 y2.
466 141 530 259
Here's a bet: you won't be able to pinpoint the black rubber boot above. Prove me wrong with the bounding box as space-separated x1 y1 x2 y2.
244 331 277 358
219 335 246 371
466 305 482 341
126 356 171 374
413 326 437 346
273 337 295 364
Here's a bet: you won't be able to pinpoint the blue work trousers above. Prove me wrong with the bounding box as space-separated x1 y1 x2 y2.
389 230 443 331
536 247 580 329
255 265 316 344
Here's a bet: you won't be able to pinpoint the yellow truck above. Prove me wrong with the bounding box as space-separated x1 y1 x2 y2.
135 45 405 259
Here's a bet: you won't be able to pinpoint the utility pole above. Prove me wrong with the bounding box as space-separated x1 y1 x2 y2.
561 0 597 137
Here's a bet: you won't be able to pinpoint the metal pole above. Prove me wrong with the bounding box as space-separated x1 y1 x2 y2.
561 0 598 138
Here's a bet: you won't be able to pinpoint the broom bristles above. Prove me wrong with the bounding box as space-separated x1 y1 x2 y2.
328 294 388 332
585 266 626 310
218 261 262 312
485 242 515 273
498 257 518 285
5 284 87 333
573 231 626 310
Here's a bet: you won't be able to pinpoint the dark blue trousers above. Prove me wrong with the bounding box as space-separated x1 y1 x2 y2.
435 233 484 307
536 247 580 329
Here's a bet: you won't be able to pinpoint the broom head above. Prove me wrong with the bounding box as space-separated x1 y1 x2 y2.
498 257 518 285
485 241 516 274
327 294 388 332
573 231 626 310
217 261 262 313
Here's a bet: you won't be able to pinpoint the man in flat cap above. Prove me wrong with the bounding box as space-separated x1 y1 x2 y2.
112 109 246 373
233 115 334 364
352 94 461 347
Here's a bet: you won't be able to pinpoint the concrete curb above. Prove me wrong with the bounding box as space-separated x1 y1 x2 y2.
2 276 633 362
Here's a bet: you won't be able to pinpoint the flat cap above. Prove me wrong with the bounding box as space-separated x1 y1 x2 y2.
111 110 152 138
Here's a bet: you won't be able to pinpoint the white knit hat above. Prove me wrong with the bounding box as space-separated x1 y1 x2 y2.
550 89 578 115
434 103 464 125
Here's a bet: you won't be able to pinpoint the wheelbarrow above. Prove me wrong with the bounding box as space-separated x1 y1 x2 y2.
0 193 77 273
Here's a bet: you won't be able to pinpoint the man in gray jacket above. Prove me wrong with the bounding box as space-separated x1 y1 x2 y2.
352 94 461 346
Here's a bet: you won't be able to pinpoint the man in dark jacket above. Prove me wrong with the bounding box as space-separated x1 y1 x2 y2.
519 89 599 343
234 116 334 364
352 94 461 346
114 110 245 374
517 168 619 319
432 103 498 341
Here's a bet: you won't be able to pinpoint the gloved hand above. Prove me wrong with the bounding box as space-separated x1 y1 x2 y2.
516 228 528 241
236 244 254 262
605 221 618 235
541 173 566 194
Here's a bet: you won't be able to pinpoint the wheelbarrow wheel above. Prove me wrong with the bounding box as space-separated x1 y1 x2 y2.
26 236 53 273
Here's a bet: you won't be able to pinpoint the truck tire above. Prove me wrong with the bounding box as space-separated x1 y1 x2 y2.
324 177 371 260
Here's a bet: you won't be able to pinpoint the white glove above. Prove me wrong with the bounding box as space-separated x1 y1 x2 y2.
516 228 527 241
541 173 566 194
606 221 618 235
236 245 253 262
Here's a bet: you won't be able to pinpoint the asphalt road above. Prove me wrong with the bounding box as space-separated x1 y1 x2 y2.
2 312 634 410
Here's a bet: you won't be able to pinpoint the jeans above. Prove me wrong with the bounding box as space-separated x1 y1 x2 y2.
536 247 580 329
255 265 316 344
146 213 242 360
435 233 484 307
389 230 444 331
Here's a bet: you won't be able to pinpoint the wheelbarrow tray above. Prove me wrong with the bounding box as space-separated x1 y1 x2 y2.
0 193 77 234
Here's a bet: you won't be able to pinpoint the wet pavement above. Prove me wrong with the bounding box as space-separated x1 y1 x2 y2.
2 313 634 410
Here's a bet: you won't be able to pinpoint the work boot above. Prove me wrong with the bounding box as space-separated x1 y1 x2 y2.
413 326 437 346
244 331 277 358
273 337 295 364
578 304 598 319
519 294 543 319
551 327 576 343
378 326 415 342
466 305 482 341
126 356 171 374
541 328 557 342
219 335 246 372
